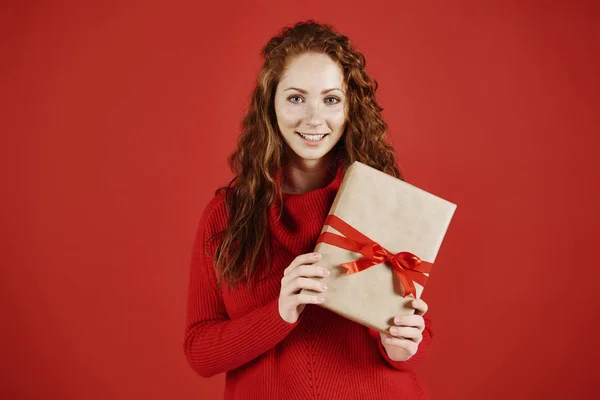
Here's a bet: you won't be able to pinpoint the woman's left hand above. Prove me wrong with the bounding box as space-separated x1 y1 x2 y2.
380 298 428 362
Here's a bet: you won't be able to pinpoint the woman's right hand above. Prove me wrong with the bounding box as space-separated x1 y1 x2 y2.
278 252 329 324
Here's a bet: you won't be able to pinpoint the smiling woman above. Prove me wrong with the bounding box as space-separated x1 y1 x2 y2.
183 20 432 400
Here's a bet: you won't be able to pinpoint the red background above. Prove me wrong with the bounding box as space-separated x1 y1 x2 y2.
2 1 599 399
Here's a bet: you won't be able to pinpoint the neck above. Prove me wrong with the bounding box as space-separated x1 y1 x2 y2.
280 154 337 195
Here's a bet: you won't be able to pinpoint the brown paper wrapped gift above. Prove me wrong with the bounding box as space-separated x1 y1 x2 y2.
301 161 457 334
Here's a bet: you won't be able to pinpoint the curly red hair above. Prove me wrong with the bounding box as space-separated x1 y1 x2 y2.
210 20 403 288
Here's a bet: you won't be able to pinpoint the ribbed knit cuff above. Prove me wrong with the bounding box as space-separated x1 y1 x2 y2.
186 298 306 377
261 298 304 335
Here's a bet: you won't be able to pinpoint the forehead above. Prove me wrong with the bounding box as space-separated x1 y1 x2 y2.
279 53 345 88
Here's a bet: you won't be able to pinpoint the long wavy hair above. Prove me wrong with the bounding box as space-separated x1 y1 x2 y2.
210 20 403 288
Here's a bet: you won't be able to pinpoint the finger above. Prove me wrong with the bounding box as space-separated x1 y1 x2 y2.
294 293 325 305
287 264 330 283
382 335 418 354
282 255 322 286
411 298 428 315
389 326 422 342
282 277 327 296
283 253 321 276
393 315 424 330
282 268 329 295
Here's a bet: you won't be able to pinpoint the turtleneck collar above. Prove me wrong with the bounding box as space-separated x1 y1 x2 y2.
269 160 345 256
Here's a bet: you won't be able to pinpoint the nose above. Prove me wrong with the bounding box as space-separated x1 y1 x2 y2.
304 102 325 128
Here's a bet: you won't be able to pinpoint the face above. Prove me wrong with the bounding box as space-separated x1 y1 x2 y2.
274 52 347 166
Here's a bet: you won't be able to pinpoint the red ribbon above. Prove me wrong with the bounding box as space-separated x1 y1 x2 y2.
316 215 432 298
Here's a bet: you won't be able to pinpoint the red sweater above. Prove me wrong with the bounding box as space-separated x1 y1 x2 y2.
184 164 433 399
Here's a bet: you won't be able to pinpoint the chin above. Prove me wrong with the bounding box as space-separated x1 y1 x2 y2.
293 149 332 162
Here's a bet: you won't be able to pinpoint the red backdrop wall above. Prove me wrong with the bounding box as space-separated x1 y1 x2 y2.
2 1 599 399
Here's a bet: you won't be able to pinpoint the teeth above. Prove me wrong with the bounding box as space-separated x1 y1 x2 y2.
299 133 326 141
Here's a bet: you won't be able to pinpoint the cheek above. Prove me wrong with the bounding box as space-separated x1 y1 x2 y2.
277 105 303 128
326 108 347 131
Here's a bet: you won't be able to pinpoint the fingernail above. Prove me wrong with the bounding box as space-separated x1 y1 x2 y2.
322 268 330 276
313 253 321 259
394 317 401 324
321 284 327 291
317 296 325 302
385 337 393 343
390 328 399 335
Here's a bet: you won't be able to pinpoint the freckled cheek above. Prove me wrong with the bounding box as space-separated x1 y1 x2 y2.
325 109 346 131
280 107 305 128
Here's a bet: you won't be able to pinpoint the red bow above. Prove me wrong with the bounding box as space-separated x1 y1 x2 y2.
316 215 431 298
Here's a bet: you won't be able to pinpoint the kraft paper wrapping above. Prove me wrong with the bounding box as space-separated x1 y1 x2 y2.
301 161 457 333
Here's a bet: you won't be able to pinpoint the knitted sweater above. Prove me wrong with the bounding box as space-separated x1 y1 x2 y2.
184 164 433 399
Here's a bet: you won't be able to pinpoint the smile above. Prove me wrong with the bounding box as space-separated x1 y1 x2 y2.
296 132 328 142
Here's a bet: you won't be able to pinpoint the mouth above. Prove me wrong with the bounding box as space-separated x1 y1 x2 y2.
296 132 329 142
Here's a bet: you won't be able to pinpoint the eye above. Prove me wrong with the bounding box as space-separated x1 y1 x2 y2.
287 95 303 103
325 96 341 105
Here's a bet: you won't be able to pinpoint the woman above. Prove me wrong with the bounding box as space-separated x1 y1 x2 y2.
184 20 433 399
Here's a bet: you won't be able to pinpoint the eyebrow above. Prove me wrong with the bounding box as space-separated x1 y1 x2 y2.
284 87 344 94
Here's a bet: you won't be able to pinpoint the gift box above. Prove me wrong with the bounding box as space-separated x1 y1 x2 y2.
301 161 457 333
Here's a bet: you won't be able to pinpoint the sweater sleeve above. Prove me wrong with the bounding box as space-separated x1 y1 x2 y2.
373 314 434 371
183 196 300 378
